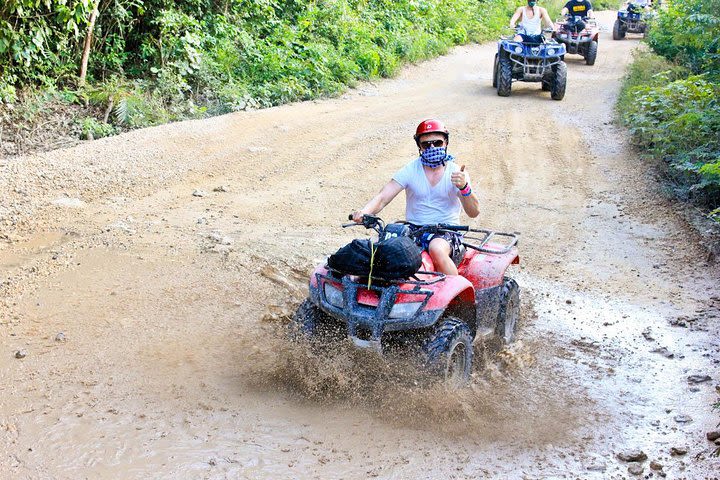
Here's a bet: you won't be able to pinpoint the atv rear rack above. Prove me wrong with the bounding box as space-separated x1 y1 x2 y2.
462 229 519 255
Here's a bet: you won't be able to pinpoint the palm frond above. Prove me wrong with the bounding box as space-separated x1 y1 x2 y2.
113 97 130 124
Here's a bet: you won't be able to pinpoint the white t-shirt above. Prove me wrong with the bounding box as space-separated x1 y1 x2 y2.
520 6 542 35
392 158 465 225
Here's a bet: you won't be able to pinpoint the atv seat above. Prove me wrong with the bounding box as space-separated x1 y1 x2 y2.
452 244 467 266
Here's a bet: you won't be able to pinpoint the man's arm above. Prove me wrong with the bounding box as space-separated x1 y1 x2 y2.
561 1 571 15
352 180 404 222
585 0 594 17
459 192 480 218
540 7 555 28
450 168 480 218
509 7 523 27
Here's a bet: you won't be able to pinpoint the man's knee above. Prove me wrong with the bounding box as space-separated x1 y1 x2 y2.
428 238 451 257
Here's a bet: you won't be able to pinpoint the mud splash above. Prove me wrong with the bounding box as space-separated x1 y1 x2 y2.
238 300 591 444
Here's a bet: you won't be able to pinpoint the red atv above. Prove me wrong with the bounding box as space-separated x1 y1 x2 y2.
553 16 599 65
292 215 520 385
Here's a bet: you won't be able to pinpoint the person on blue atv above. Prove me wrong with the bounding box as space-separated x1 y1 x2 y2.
351 119 480 276
509 0 556 43
622 0 652 11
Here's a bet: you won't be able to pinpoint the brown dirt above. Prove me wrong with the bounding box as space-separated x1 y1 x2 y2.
1 12 719 479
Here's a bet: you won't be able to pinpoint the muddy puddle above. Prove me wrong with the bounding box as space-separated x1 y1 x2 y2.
236 306 588 443
0 230 70 271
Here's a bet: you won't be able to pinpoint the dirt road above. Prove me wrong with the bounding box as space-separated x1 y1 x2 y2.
1 11 719 479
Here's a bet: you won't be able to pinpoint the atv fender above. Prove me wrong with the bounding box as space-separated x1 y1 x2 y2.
461 249 519 289
424 275 475 311
592 32 599 42
424 280 477 333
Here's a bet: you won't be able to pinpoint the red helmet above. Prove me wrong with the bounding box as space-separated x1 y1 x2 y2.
414 119 450 145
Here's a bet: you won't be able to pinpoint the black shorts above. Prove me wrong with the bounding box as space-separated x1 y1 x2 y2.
518 33 544 44
411 228 466 266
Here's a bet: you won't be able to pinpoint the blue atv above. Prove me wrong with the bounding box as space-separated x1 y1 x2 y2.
493 28 567 100
613 2 650 39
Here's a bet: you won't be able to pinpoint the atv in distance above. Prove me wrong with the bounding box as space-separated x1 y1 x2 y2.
554 16 599 65
613 1 652 39
292 215 521 386
493 27 567 100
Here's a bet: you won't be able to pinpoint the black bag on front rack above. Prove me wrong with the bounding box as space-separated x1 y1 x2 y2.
375 236 422 279
328 236 421 280
327 239 372 276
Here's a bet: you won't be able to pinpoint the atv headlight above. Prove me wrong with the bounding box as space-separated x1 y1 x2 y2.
514 46 523 54
560 33 568 39
547 48 556 55
323 283 344 308
389 302 423 319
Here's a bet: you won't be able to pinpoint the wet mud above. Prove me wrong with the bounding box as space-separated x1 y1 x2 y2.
238 300 587 444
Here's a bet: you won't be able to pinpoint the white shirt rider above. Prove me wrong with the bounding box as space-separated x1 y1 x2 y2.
351 122 480 276
392 158 464 225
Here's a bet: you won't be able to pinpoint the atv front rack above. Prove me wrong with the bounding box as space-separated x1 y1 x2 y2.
314 271 444 349
325 268 446 286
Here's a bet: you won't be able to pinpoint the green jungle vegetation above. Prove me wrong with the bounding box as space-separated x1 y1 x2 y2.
1 0 527 148
0 0 619 152
618 0 720 220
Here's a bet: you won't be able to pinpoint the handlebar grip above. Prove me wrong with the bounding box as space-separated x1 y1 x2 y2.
348 214 353 221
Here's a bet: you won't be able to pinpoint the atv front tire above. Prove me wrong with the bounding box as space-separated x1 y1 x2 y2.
423 317 473 385
290 299 344 343
551 61 567 101
497 54 512 97
585 40 598 66
492 53 499 88
613 19 625 40
541 73 552 91
496 277 520 344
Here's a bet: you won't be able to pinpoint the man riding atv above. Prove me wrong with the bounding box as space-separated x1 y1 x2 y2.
554 0 599 65
560 0 594 42
509 0 556 43
561 0 594 19
352 119 480 276
295 121 520 383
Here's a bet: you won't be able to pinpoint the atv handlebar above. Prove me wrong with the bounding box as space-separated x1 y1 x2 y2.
342 215 519 255
343 214 385 232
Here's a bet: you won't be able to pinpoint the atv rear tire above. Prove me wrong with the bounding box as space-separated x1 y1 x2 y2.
496 277 520 344
613 19 625 40
423 317 473 385
586 40 598 66
290 299 344 343
551 61 567 101
497 54 512 97
492 53 499 88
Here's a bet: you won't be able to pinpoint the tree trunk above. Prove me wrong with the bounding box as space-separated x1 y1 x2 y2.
78 3 99 87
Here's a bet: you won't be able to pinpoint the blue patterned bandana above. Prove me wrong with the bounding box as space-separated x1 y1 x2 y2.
420 147 454 168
